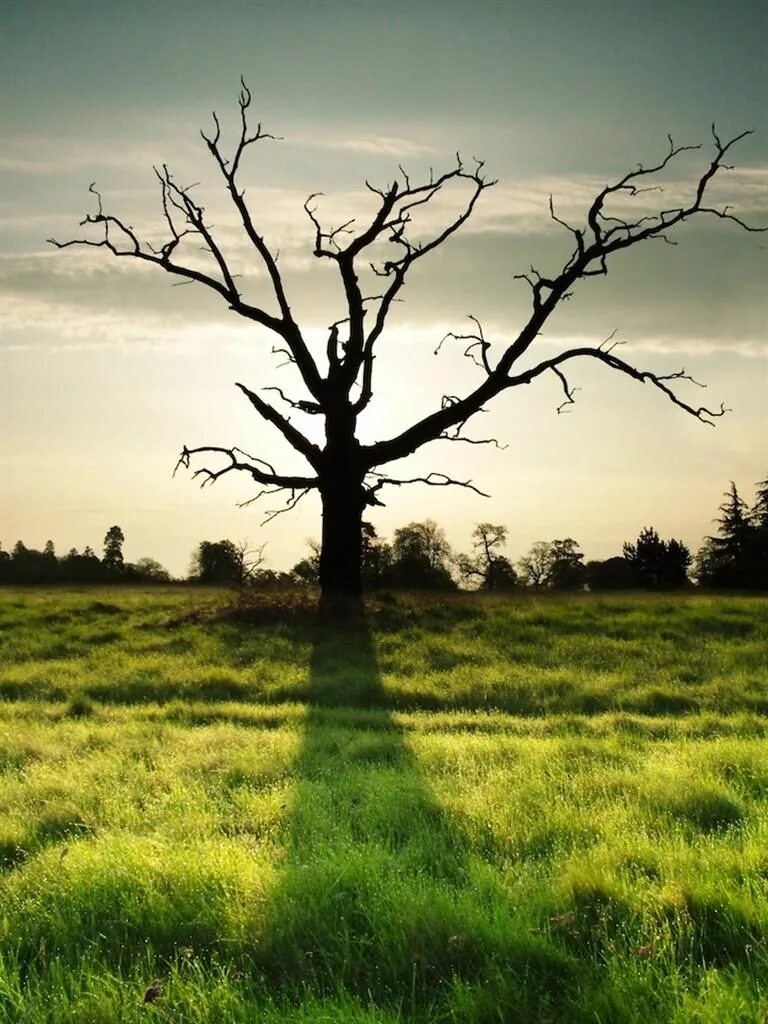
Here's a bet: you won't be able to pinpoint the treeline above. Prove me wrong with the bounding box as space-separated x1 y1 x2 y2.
0 527 170 585
2 481 766 590
297 481 766 592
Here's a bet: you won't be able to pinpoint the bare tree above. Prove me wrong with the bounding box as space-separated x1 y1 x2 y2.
50 82 764 605
457 523 517 591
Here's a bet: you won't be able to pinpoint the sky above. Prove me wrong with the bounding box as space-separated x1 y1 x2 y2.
1 0 766 577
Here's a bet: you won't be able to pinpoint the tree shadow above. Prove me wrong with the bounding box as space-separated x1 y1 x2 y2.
254 614 573 1019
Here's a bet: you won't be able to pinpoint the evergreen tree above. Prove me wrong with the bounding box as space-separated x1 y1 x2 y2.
623 528 666 586
623 527 691 588
751 479 768 531
747 479 768 588
696 483 753 587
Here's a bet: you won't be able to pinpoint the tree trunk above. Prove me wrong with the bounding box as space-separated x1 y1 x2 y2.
318 475 366 611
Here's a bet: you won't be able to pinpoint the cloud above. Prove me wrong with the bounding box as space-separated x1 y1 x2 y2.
3 155 763 359
391 165 768 238
302 133 438 158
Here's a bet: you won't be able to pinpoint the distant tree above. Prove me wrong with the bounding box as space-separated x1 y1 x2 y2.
458 523 517 591
361 522 392 589
292 539 321 586
132 557 172 583
41 540 59 583
623 527 691 587
518 538 585 590
249 568 295 588
696 481 767 588
517 541 555 589
748 479 768 588
548 538 586 590
103 526 125 576
695 484 749 587
387 519 456 590
7 542 56 584
585 556 635 591
232 539 268 585
190 539 262 586
714 482 752 577
0 545 9 584
663 538 693 587
751 479 768 532
60 547 105 583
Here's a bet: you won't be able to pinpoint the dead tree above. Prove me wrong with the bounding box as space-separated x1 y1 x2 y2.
50 82 763 604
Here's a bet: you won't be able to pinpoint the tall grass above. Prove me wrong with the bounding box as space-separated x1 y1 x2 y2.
0 588 766 1022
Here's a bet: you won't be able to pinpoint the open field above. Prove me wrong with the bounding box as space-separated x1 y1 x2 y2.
0 588 766 1023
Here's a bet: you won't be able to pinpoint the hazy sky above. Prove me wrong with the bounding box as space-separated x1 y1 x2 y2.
2 0 766 576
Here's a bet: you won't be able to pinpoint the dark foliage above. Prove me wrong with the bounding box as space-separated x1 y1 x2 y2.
695 481 768 588
517 538 585 590
102 525 125 577
623 528 691 588
0 528 171 585
585 557 636 591
384 520 457 591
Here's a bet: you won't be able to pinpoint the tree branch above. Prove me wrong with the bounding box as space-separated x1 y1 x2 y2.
506 346 729 425
239 485 313 525
434 314 493 375
305 156 496 406
364 128 761 468
234 382 322 467
363 470 490 507
174 443 319 492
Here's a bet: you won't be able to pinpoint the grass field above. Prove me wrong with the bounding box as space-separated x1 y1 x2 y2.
0 587 766 1023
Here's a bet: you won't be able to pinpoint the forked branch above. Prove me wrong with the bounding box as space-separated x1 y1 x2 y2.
367 127 763 469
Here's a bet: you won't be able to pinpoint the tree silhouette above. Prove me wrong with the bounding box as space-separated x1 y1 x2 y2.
517 538 585 589
751 480 768 532
360 522 392 589
103 525 125 576
388 520 455 590
190 539 265 586
584 556 635 591
50 82 764 603
457 523 517 591
517 541 555 589
749 480 768 588
623 527 691 587
292 539 322 586
131 557 172 583
696 481 766 588
548 538 586 590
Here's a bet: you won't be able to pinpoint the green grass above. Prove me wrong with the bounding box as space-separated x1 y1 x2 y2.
0 587 766 1022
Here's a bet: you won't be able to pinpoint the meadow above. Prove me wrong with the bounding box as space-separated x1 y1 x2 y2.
0 587 766 1023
